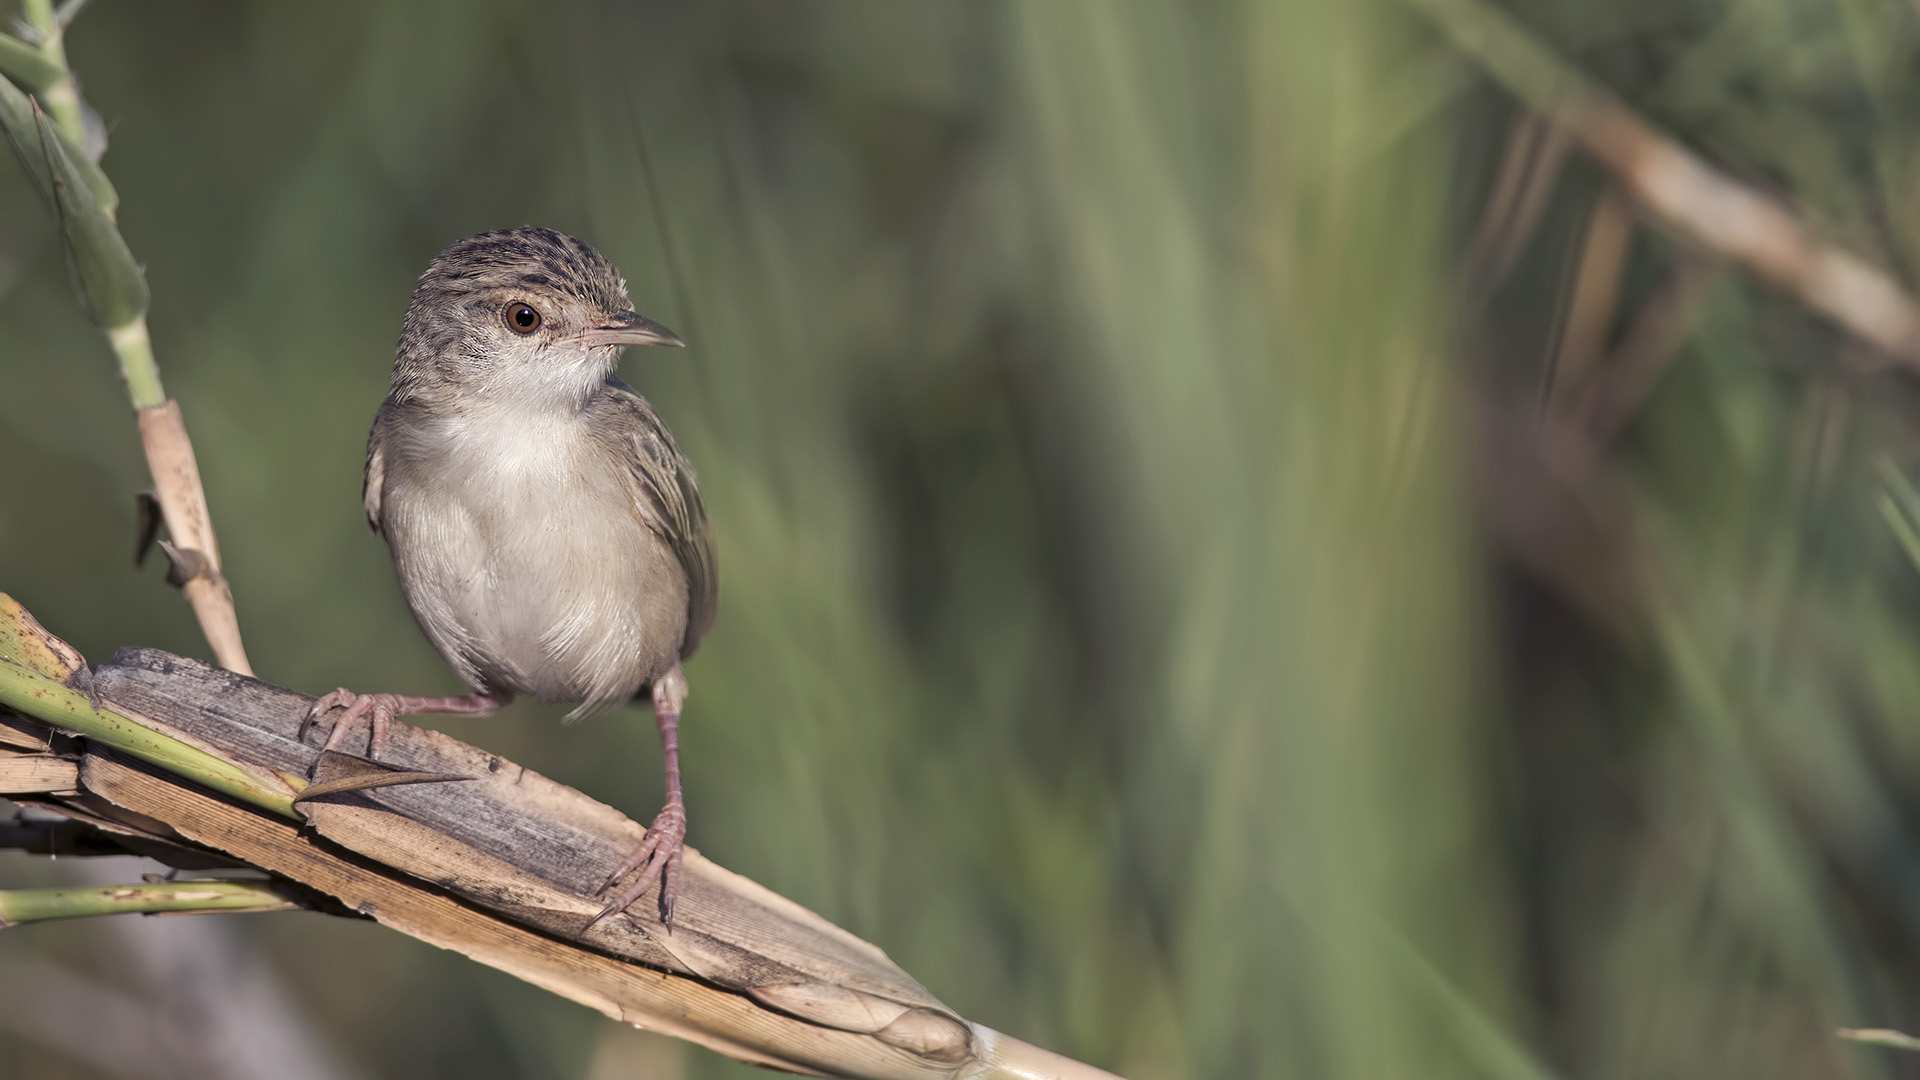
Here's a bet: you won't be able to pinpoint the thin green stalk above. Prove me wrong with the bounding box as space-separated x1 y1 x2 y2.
19 0 81 140
1649 601 1867 1024
6 3 246 676
1878 494 1920 574
0 880 292 926
0 658 295 818
110 317 165 409
0 32 61 91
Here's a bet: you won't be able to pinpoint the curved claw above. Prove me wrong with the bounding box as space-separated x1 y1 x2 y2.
298 688 355 742
299 688 399 771
297 688 512 778
586 800 686 932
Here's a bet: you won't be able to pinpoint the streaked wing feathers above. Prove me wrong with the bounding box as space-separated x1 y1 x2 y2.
364 402 391 533
600 379 718 658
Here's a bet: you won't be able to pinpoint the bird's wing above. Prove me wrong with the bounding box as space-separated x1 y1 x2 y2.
363 401 393 534
599 379 718 658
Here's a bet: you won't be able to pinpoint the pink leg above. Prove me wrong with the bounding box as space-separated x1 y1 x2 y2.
301 688 513 762
589 666 689 929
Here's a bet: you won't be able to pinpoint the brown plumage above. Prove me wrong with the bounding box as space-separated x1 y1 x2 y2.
310 226 714 924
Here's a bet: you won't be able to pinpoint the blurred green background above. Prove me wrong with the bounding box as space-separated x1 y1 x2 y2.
9 0 1920 1077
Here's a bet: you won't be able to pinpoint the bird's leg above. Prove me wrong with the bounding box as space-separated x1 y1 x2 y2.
590 665 689 929
300 688 513 764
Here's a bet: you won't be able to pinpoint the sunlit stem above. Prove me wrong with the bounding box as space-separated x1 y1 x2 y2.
0 881 293 927
110 317 165 409
20 0 82 143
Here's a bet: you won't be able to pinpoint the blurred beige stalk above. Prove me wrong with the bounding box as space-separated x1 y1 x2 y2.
136 392 252 676
1412 0 1920 365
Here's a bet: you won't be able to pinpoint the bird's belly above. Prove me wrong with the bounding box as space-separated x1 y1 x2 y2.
381 437 686 711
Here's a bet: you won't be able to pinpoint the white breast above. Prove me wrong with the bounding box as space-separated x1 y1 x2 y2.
379 405 663 709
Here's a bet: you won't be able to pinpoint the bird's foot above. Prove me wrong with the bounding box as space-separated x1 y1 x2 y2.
300 689 403 767
298 688 511 773
589 796 686 930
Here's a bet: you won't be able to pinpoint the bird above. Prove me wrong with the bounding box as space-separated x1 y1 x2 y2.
305 226 716 927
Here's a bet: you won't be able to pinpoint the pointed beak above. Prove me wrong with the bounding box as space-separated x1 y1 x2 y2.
577 311 684 350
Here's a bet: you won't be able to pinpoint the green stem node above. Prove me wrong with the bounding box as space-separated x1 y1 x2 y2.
110 318 164 409
19 0 81 142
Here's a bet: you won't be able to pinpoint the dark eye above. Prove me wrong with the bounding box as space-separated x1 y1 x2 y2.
503 302 542 334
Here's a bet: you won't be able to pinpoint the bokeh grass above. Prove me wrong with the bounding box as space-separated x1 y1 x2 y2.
11 1 1920 1078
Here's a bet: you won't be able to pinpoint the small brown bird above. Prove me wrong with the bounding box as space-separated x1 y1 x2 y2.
308 227 716 925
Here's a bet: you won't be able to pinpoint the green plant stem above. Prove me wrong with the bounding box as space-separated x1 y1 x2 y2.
0 881 293 926
0 659 295 817
0 33 61 91
19 0 80 141
11 3 247 679
110 317 165 408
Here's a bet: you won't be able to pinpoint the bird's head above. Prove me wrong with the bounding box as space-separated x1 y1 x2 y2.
391 226 681 407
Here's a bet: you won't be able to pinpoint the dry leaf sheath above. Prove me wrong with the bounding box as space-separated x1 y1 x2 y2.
0 596 1123 1079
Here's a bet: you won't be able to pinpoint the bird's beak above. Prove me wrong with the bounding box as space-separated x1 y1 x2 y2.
577 311 684 350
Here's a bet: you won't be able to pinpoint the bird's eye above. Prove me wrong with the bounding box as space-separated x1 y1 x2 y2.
503 302 542 334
